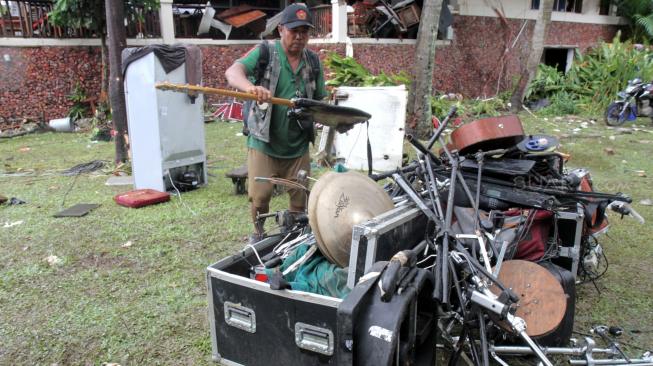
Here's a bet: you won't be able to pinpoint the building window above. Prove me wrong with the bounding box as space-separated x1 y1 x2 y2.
599 0 611 15
530 0 582 12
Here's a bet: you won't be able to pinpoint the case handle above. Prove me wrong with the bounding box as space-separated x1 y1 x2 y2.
224 302 256 333
294 322 334 356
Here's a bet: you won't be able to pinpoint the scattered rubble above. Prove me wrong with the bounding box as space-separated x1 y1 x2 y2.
3 220 24 228
45 255 62 266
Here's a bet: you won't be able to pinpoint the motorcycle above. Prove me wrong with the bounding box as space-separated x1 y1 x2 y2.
604 77 653 126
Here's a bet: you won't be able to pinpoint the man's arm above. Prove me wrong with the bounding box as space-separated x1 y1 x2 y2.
225 61 272 103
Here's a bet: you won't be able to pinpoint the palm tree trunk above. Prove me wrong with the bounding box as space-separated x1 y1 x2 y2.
407 0 443 138
100 33 109 107
510 0 554 112
106 0 129 163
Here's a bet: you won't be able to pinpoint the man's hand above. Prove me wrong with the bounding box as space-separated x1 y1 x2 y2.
246 85 272 103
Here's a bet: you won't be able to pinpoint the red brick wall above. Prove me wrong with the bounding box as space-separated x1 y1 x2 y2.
0 16 619 119
0 47 102 120
352 17 619 97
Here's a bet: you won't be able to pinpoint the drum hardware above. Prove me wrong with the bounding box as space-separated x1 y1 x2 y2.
592 325 630 362
490 337 653 366
362 107 651 365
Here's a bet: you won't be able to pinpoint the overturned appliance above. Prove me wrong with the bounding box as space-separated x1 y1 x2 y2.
206 108 649 365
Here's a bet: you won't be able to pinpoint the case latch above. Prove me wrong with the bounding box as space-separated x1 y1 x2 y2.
224 302 256 333
294 322 334 356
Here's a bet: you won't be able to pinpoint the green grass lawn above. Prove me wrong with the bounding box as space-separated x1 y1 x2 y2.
1 115 652 365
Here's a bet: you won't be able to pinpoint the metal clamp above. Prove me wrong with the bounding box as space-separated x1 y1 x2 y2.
295 322 334 356
224 302 256 333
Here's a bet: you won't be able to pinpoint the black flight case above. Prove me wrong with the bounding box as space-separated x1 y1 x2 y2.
206 203 434 366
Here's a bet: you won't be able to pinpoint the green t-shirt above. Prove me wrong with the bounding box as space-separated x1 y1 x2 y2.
237 40 327 158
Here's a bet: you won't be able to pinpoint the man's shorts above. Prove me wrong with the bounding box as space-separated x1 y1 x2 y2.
247 148 310 211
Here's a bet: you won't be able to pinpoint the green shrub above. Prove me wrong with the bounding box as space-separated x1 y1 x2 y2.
430 93 509 121
526 33 653 115
67 83 88 121
324 53 412 87
526 64 566 100
430 96 461 119
538 91 582 116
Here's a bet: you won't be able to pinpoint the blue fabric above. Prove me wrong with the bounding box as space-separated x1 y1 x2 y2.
266 240 351 299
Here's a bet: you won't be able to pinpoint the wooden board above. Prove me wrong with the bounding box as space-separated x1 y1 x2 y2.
223 10 267 29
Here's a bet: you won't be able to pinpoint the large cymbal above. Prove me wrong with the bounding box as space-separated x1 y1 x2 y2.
293 98 371 128
308 171 394 267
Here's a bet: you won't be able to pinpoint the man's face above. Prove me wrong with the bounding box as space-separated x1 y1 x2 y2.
278 25 310 55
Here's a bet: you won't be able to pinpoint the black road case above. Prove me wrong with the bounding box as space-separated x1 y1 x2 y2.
206 204 432 366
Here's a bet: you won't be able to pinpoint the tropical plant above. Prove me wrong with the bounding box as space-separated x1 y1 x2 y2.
430 92 510 121
67 83 88 121
615 0 653 41
526 34 653 114
324 53 412 87
525 64 566 100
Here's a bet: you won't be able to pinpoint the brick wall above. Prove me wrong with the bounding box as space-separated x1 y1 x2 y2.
352 17 619 97
0 47 101 120
0 16 619 119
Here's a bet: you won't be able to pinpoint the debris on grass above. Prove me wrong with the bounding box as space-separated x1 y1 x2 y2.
635 170 647 177
18 147 31 152
121 241 133 248
53 203 100 218
9 197 26 205
45 255 62 266
3 220 24 228
640 199 653 206
604 148 615 155
61 160 106 176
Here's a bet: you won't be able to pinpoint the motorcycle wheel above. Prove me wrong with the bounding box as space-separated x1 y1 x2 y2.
605 102 629 126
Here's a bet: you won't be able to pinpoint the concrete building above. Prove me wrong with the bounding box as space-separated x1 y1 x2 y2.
0 0 625 118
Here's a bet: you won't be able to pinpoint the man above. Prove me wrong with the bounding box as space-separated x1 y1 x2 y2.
225 3 327 242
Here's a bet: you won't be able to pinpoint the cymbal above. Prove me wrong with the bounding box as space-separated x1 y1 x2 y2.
308 171 394 267
293 98 372 128
491 260 567 337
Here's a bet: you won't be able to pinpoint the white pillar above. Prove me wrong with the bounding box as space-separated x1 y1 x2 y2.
159 0 175 44
331 0 347 42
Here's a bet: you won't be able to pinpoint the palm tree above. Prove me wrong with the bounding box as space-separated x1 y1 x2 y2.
510 0 555 111
616 0 653 41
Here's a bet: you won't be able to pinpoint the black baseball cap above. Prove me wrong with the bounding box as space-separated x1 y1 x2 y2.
279 3 314 29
